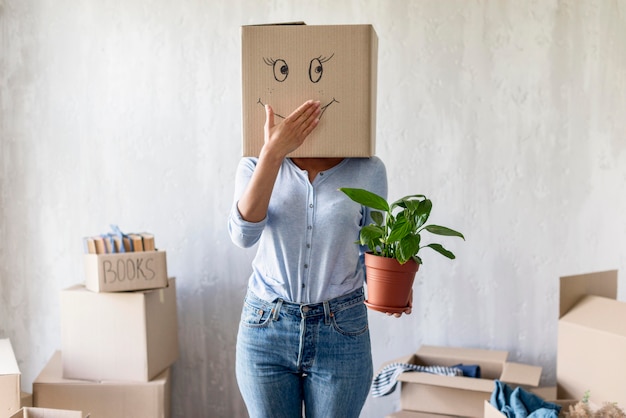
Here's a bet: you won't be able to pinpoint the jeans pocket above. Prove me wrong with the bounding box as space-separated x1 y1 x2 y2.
240 299 273 328
331 301 369 336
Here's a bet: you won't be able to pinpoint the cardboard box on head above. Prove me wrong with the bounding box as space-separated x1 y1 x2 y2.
241 23 378 158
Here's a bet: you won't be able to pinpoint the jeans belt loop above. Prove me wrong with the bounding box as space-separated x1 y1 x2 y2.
272 299 283 321
323 300 331 325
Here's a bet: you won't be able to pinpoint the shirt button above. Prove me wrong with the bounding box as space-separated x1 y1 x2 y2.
304 264 308 268
320 172 324 176
306 244 311 248
302 283 306 288
307 226 312 230
309 204 313 208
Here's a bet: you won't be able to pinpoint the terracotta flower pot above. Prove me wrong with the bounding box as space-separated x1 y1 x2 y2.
364 252 419 313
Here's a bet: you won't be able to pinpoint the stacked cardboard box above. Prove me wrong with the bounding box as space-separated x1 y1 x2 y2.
10 407 85 418
33 246 178 418
386 345 542 417
483 269 625 417
556 270 625 408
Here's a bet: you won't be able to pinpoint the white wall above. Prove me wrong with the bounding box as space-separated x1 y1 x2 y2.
1 1 625 417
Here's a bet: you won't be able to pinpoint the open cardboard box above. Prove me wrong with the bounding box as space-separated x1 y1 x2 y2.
1 339 21 418
557 269 626 409
61 278 179 382
33 352 170 418
83 250 168 293
387 411 458 418
241 22 378 157
9 408 86 418
393 345 541 417
483 399 579 418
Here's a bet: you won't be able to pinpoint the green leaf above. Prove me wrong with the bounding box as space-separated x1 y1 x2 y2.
423 225 465 240
370 211 384 226
425 243 456 259
339 188 389 212
397 234 420 264
360 225 384 246
391 194 426 210
387 217 412 243
415 199 432 228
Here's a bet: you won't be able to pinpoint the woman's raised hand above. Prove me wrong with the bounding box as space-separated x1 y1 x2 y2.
263 100 321 159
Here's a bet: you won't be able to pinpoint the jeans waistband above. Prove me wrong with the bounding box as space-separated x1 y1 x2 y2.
245 287 365 322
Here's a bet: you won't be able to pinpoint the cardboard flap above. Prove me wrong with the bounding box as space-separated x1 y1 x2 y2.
500 362 542 387
245 22 306 27
11 407 85 418
560 295 626 335
559 270 618 318
0 339 20 375
416 345 508 379
417 345 509 363
397 370 495 393
484 400 505 418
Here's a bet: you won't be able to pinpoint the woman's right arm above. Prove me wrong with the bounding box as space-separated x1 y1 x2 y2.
228 100 321 248
236 100 321 222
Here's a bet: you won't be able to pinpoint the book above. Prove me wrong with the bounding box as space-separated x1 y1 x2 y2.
102 234 114 253
129 233 144 252
93 236 106 254
140 233 156 251
83 237 96 254
123 235 133 252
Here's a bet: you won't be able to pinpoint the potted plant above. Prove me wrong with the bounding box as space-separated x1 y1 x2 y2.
339 188 465 313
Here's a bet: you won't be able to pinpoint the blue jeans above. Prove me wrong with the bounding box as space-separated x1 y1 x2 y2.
236 287 373 418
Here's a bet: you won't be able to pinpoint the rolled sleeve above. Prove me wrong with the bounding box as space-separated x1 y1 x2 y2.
228 202 267 248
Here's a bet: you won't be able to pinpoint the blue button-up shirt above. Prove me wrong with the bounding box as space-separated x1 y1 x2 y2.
228 157 388 304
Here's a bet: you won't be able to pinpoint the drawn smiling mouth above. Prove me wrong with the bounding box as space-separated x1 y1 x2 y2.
257 98 339 120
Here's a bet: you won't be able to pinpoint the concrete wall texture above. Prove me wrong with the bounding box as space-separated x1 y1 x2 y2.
1 1 625 417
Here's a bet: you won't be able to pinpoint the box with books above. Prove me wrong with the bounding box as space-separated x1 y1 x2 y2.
1 338 21 418
82 226 167 293
60 278 179 382
33 352 170 418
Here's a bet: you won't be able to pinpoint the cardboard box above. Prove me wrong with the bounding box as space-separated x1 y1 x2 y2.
83 250 168 293
9 408 85 418
557 269 626 407
483 399 579 418
1 339 21 418
60 278 179 382
33 352 170 418
21 393 32 408
393 345 541 417
387 411 457 418
241 23 378 157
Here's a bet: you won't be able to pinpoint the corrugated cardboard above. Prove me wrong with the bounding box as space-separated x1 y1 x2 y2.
33 352 170 418
83 250 168 293
387 411 457 418
20 393 32 408
9 408 85 418
483 399 578 418
1 339 21 418
557 269 626 407
241 23 378 157
60 278 179 382
394 345 541 417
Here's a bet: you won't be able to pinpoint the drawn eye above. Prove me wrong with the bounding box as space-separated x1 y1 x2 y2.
309 58 324 83
263 57 289 82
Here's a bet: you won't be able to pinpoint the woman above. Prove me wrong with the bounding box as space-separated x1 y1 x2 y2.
228 100 407 418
